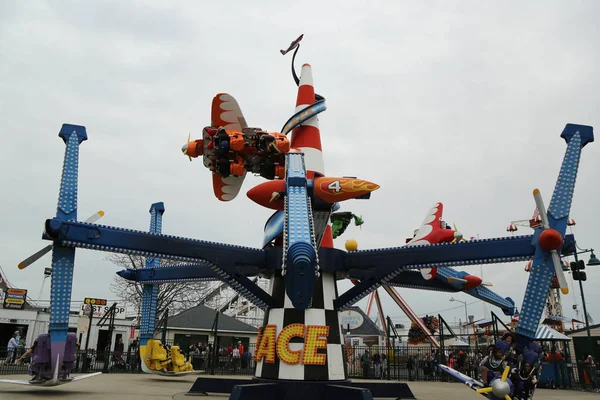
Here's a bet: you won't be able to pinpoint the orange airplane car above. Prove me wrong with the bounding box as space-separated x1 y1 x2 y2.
247 177 380 210
182 93 380 205
181 93 293 201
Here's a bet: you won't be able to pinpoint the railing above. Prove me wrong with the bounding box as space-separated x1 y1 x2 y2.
0 347 144 375
344 345 599 393
1 345 597 393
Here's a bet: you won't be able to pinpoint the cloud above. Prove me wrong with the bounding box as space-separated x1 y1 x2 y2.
0 0 599 330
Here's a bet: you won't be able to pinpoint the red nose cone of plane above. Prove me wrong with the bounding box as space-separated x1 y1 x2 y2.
464 275 482 290
538 229 563 252
247 180 285 210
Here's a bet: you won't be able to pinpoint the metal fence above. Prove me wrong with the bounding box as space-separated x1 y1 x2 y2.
0 347 144 375
1 344 598 393
345 344 599 393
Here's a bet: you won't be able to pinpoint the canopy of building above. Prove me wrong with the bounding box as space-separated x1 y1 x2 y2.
535 325 570 341
448 338 470 347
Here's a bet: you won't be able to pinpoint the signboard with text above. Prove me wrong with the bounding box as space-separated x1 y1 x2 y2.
80 298 126 319
339 310 364 330
3 288 27 310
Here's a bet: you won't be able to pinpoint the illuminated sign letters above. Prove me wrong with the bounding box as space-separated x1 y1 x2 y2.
254 324 330 365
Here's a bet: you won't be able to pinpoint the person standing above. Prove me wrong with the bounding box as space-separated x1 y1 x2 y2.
231 345 240 373
361 350 370 378
583 354 598 391
6 331 19 364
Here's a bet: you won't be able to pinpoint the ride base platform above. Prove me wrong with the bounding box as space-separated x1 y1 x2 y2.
188 376 415 399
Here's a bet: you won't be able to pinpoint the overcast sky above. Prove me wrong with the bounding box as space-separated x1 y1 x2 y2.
1 1 599 330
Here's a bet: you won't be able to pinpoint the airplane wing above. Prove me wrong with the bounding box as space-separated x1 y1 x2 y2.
70 372 103 382
439 364 485 390
406 203 447 246
0 372 102 387
0 378 34 386
212 173 247 202
210 93 247 201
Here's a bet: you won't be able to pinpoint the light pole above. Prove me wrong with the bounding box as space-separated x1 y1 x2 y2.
568 245 599 353
450 297 468 339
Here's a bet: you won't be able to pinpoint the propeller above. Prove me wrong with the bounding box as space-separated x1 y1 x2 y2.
452 223 465 242
475 365 512 400
533 189 569 294
18 210 105 270
181 133 192 161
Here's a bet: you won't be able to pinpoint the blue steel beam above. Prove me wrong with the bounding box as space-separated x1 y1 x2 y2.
42 215 575 313
117 246 346 286
48 123 87 377
431 266 515 314
337 234 575 309
139 202 164 346
352 270 514 314
517 124 594 338
364 271 460 292
117 262 242 284
43 219 273 310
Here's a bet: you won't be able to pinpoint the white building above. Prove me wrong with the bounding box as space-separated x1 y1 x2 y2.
0 306 136 354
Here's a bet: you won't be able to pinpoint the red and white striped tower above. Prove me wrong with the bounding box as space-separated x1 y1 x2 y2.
291 63 335 249
291 64 325 180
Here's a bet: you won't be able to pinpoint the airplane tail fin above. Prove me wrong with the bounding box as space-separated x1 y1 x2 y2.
209 93 247 201
406 203 460 246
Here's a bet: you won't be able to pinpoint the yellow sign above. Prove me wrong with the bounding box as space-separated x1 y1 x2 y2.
5 298 25 304
254 324 330 365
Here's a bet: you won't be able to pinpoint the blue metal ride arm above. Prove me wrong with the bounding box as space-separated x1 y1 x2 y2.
432 267 515 314
48 124 87 375
464 286 515 315
517 124 594 338
139 202 163 345
336 233 575 310
284 152 318 310
350 269 514 315
364 271 461 292
42 218 273 310
117 262 256 284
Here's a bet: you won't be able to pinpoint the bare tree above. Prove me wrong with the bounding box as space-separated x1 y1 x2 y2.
108 254 212 324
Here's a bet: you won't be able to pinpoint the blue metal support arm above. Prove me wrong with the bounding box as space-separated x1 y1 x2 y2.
370 271 460 292
43 219 265 265
118 247 348 286
117 262 230 284
352 271 514 314
140 202 164 344
336 234 575 309
43 218 273 309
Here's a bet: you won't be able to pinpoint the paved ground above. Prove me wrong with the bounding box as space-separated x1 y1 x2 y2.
0 374 597 399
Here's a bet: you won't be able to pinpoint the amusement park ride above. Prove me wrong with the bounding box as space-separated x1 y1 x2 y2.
3 35 595 400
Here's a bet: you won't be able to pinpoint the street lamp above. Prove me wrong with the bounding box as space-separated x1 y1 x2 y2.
449 297 469 338
566 244 598 354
